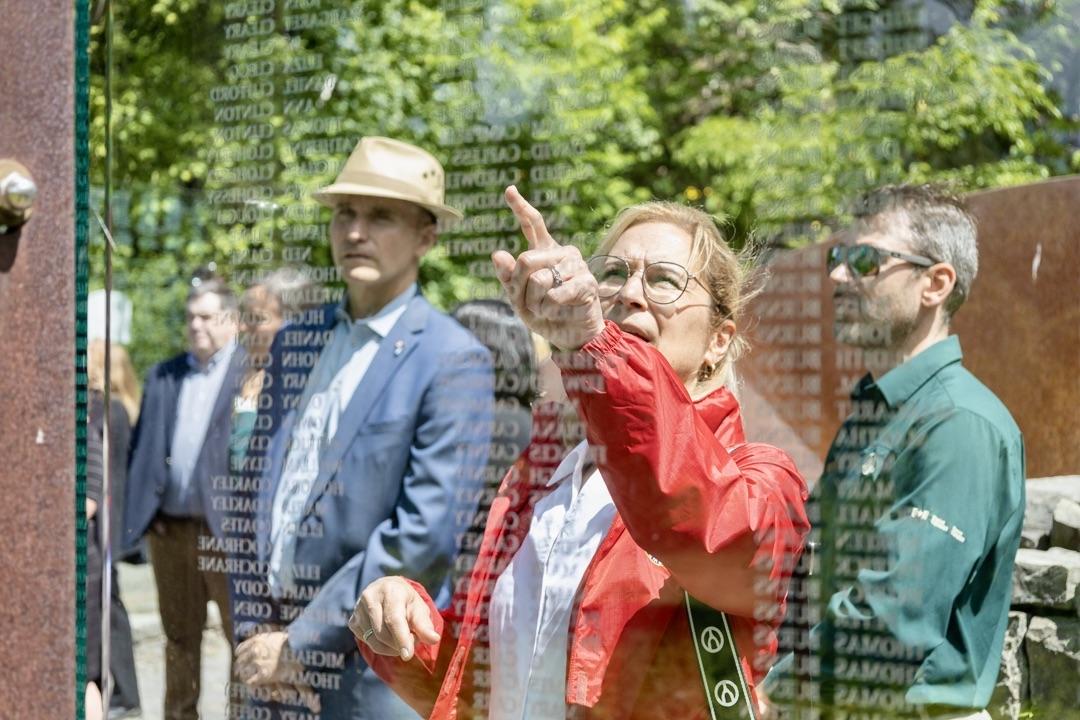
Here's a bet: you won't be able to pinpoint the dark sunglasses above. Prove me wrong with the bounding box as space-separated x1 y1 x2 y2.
826 243 937 277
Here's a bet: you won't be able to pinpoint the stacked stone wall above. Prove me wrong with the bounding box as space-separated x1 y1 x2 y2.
991 476 1080 720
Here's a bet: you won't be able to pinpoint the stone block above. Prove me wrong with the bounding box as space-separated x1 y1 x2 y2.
1050 498 1080 552
1011 547 1080 613
1024 615 1080 718
1023 476 1080 549
988 611 1028 720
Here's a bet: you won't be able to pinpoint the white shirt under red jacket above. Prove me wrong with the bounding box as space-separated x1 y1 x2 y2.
361 322 811 720
488 440 616 720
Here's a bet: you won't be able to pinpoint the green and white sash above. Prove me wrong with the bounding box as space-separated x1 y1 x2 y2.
685 592 757 720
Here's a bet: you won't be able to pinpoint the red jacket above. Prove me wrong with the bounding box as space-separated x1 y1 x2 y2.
361 323 810 719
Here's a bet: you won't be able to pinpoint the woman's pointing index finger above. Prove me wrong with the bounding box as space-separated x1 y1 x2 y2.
505 185 559 251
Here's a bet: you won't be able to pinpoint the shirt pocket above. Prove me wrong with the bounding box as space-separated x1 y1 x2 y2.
358 416 413 438
341 418 413 502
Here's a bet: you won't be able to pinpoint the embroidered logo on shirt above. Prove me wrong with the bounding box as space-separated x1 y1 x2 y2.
909 506 966 543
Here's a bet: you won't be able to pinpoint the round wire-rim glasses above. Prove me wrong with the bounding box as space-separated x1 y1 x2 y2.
587 254 711 306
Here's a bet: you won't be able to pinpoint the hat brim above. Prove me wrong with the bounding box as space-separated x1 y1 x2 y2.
311 182 463 221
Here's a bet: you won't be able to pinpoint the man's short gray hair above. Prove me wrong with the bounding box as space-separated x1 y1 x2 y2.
256 267 315 318
853 184 978 316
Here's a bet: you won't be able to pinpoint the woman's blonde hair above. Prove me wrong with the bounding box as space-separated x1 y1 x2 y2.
87 340 142 423
595 201 764 388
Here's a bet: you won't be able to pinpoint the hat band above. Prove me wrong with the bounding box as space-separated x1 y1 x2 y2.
333 169 441 206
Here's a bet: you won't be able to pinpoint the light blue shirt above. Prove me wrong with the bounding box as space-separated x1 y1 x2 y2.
162 341 237 517
268 284 416 597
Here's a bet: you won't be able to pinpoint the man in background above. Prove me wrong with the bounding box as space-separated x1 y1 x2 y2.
123 278 246 720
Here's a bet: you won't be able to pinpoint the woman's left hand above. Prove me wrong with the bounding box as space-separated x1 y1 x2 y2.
492 186 605 351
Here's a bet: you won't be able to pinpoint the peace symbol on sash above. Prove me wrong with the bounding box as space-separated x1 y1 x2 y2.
701 625 726 653
685 593 756 719
714 679 741 707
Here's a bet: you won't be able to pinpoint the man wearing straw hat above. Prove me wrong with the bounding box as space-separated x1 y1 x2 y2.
232 137 493 720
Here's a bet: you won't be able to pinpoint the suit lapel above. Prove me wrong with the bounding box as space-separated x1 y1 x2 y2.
190 347 246 532
258 307 337 556
162 357 188 452
300 295 430 519
209 347 246 431
257 404 303 563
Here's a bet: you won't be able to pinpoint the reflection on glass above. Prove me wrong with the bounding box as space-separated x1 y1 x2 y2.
82 0 1079 718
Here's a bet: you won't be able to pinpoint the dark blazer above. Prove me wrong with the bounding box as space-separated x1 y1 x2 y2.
122 345 247 550
89 392 132 556
237 294 493 720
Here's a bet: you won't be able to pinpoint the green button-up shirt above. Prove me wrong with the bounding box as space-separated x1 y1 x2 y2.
772 335 1025 716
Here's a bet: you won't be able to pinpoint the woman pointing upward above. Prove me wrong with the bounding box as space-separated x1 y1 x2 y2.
351 186 810 720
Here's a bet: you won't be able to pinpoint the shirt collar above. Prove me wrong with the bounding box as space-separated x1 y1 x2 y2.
546 439 592 489
187 340 236 372
335 284 417 339
871 335 963 408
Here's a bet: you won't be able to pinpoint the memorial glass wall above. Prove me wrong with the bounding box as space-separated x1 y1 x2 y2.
81 0 1079 719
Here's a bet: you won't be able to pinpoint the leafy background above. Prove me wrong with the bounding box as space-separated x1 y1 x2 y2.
87 0 1079 374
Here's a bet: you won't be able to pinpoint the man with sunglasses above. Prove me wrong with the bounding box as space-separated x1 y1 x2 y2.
769 185 1025 720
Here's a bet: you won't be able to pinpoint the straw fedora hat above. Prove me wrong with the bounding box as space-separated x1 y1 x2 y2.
312 136 462 221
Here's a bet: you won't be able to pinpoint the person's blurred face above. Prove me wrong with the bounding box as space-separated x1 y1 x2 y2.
830 216 924 349
330 195 435 294
599 222 727 388
239 285 284 363
186 292 237 364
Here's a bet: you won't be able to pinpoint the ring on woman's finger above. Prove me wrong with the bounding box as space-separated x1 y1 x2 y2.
550 266 564 288
362 627 375 643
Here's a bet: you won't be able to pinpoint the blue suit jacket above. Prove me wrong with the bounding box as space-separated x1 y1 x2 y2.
239 294 493 719
123 346 247 549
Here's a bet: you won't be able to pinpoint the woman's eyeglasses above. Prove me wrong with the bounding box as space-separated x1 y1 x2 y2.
587 255 710 306
826 243 937 278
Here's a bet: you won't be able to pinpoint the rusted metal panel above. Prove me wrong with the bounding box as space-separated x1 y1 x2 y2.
0 0 78 715
959 177 1080 478
741 176 1080 481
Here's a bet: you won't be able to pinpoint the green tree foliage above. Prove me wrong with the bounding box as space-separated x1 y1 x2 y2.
673 0 1072 245
88 0 1077 374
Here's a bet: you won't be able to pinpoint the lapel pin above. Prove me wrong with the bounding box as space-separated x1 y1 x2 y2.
393 340 405 356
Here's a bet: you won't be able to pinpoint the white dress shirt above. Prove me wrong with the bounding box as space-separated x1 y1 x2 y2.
268 285 414 597
488 440 617 720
